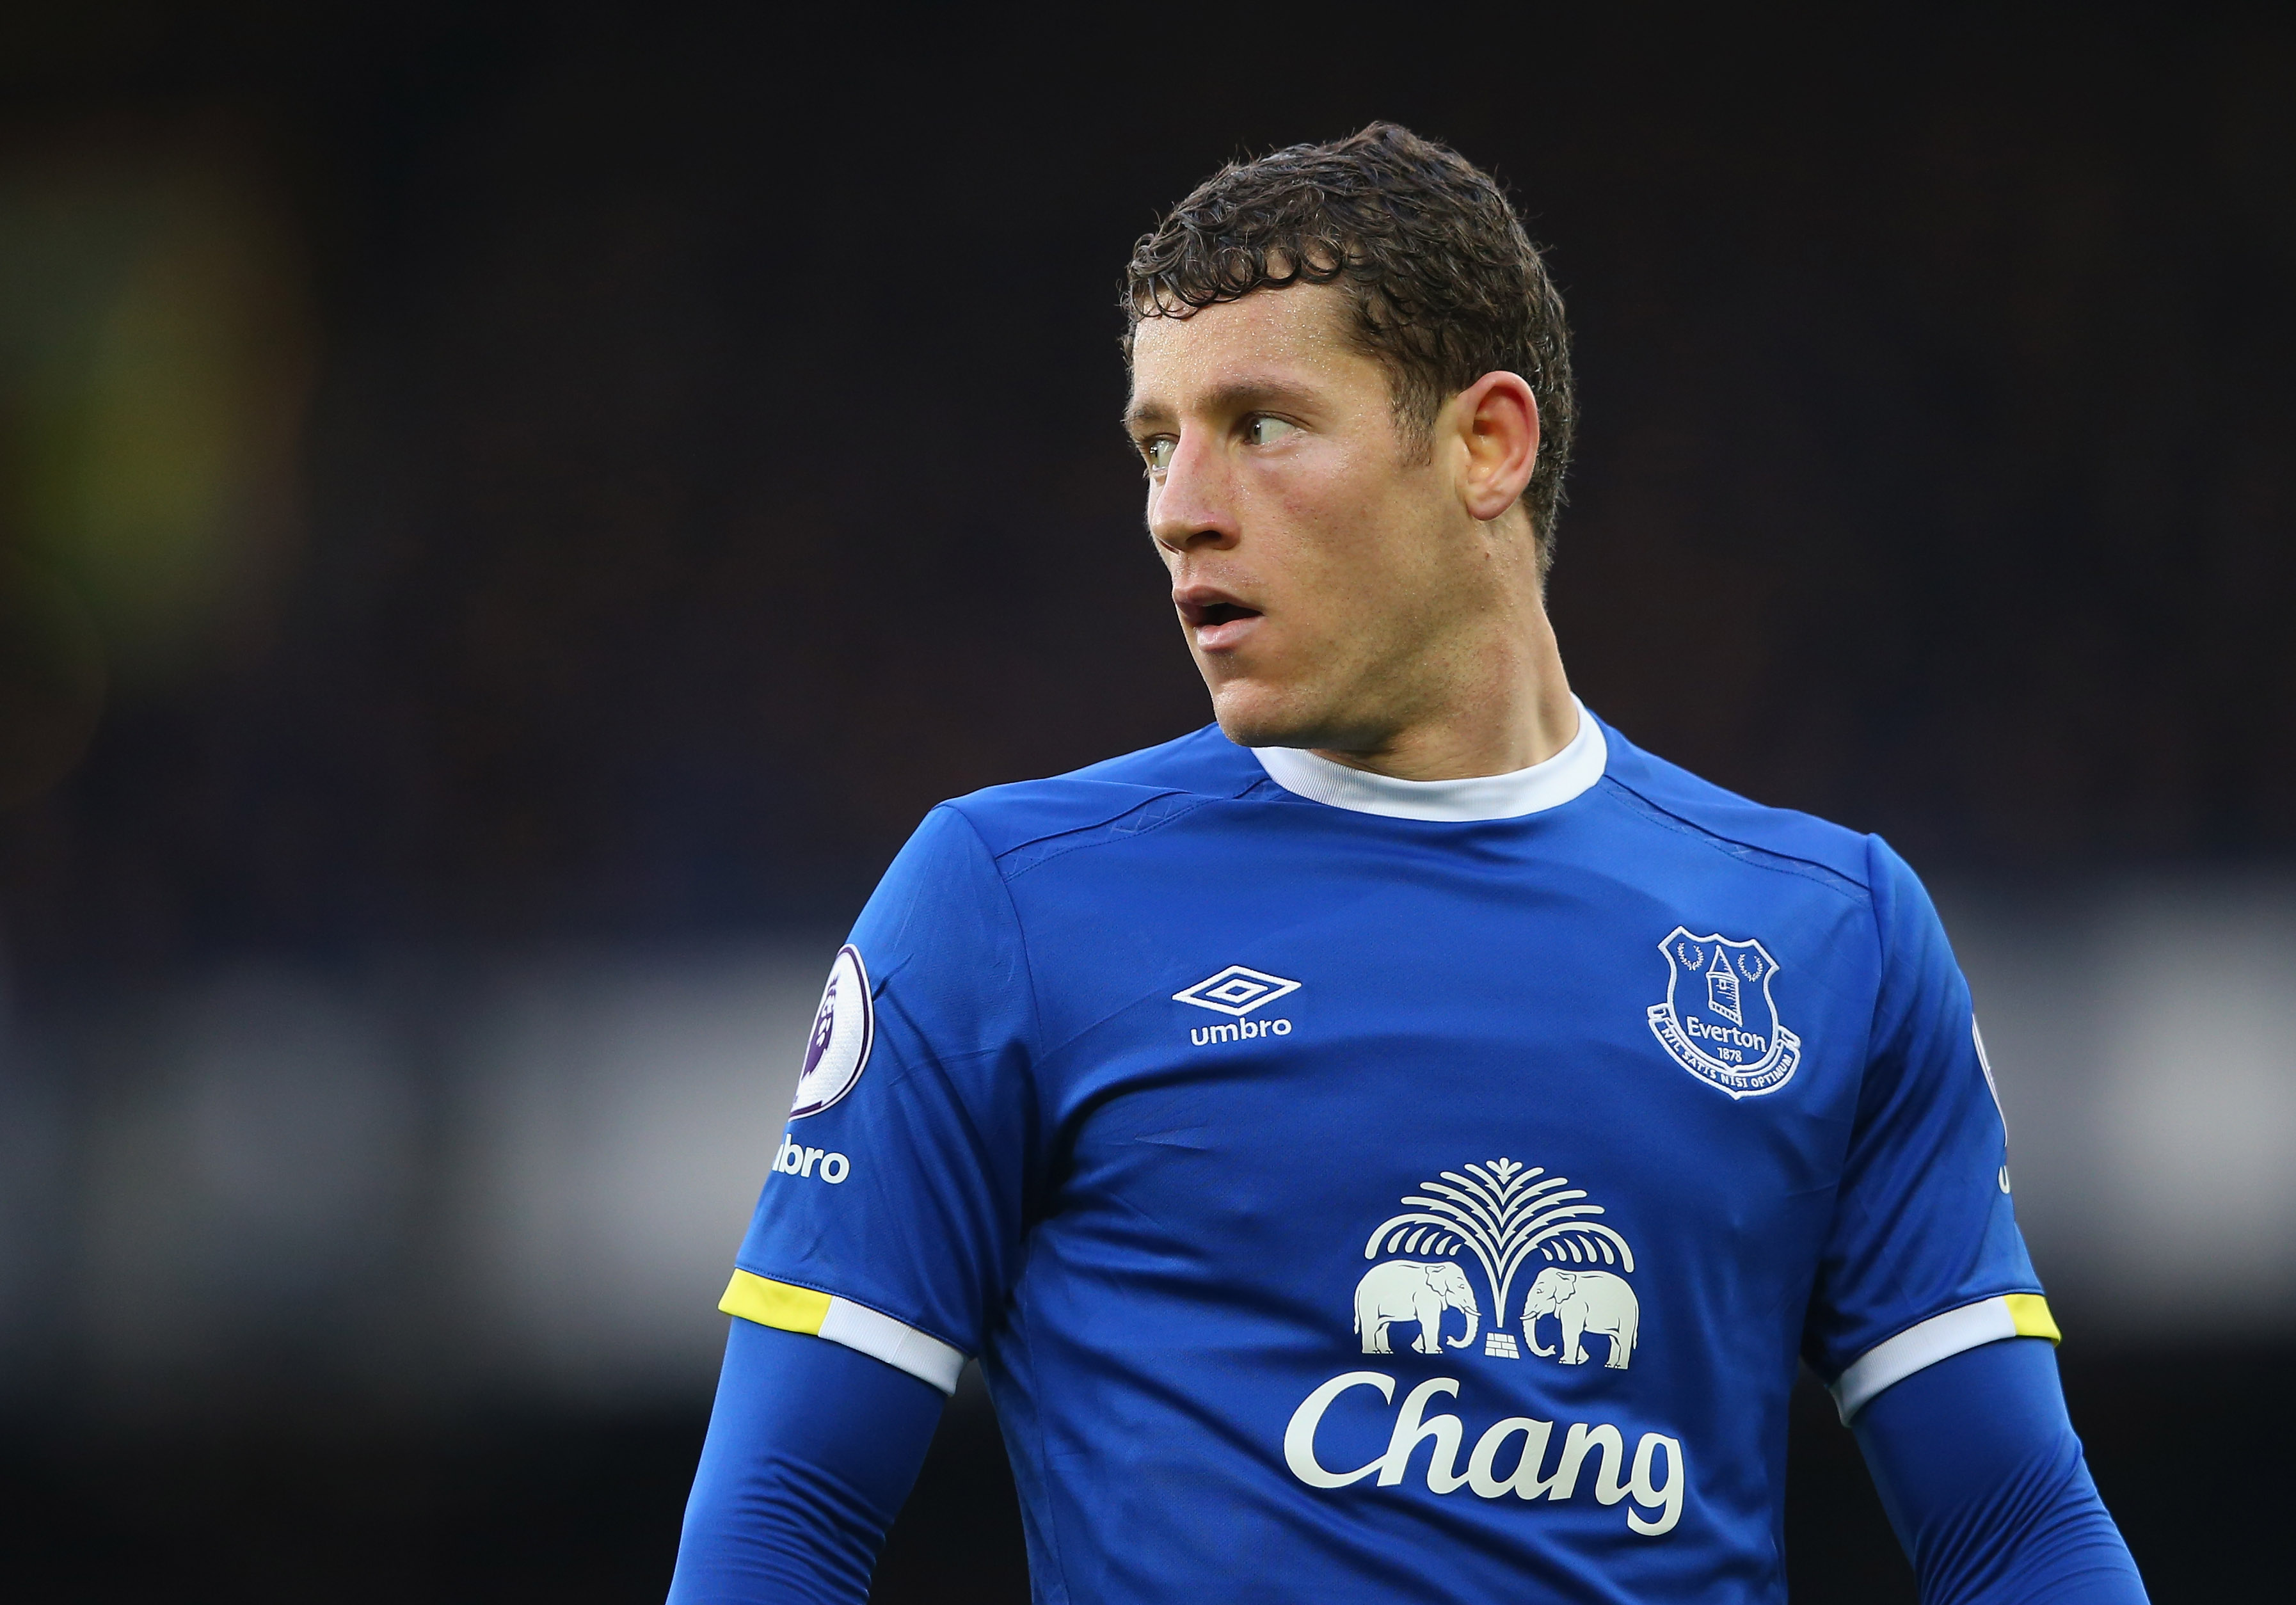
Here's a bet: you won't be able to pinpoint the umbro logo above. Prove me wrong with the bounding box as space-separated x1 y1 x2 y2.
1172 964 1302 1016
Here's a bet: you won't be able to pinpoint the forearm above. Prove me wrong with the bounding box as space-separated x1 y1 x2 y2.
667 1318 946 1604
1852 1338 2145 1605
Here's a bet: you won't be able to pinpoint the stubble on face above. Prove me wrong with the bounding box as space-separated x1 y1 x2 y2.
1126 286 1499 756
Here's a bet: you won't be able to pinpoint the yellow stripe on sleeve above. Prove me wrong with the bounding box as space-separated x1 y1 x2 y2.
716 1270 969 1394
2004 1293 2061 1344
720 1269 831 1336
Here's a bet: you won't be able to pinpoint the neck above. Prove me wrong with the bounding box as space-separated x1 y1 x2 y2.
1309 603 1578 783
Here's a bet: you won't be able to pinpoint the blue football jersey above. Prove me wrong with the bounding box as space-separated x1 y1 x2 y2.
722 707 2053 1604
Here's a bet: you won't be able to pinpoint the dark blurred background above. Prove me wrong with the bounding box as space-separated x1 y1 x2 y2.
1 5 2292 1601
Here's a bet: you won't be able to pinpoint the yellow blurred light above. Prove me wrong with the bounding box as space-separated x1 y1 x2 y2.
0 125 315 699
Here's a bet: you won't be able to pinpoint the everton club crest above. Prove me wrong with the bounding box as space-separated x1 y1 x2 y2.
1646 927 1800 1098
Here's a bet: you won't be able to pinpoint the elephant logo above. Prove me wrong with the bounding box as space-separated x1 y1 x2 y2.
1646 927 1801 1099
1521 1267 1639 1369
1355 1260 1481 1354
1357 1158 1640 1365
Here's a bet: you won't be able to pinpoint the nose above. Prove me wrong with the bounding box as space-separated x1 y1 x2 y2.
1147 427 1238 554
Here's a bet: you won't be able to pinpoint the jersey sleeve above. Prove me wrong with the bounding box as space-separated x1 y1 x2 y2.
1853 1339 2148 1602
1804 836 2057 1421
719 803 1040 1394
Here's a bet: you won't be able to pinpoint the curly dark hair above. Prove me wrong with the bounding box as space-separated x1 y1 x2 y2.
1123 122 1576 560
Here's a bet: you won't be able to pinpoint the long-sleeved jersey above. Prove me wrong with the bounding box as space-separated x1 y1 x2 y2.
719 707 2055 1604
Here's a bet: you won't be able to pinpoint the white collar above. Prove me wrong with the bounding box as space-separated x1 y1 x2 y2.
1249 700 1607 822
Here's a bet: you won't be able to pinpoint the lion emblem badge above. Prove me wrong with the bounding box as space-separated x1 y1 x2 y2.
1646 927 1800 1098
789 944 875 1118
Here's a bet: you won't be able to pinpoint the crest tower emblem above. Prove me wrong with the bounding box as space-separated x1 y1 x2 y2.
1646 928 1800 1098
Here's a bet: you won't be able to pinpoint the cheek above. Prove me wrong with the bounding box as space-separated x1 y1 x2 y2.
1256 449 1394 562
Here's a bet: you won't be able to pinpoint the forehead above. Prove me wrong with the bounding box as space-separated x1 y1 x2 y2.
1126 284 1380 416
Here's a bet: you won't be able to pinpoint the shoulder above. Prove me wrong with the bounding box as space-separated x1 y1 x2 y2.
932 725 1267 871
1592 714 1879 902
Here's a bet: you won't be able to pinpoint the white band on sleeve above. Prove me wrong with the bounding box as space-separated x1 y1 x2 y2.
817 1296 968 1394
719 1269 968 1395
1829 1293 2061 1423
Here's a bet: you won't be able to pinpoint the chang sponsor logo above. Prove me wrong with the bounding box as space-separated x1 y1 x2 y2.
1284 1154 1689 1536
1282 1373 1685 1536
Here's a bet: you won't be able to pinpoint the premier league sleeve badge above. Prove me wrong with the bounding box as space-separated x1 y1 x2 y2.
1646 928 1801 1099
789 943 875 1118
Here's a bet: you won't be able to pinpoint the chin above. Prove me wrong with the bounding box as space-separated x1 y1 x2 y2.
1205 680 1335 751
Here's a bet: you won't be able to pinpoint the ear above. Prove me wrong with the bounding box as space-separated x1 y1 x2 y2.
1449 370 1540 525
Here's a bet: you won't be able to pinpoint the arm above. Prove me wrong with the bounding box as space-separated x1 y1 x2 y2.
674 807 1040 1600
1853 1338 2146 1605
1805 842 2139 1602
666 1319 945 1605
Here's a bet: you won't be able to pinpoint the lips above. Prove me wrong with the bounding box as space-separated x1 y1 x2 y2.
1175 589 1264 652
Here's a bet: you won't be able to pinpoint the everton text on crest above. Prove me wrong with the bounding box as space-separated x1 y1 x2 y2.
1646 928 1801 1099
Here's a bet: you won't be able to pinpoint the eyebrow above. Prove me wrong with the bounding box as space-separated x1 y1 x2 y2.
1124 376 1326 435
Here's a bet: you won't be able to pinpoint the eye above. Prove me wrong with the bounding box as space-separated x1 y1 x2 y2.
1142 436 1176 473
1245 415 1298 447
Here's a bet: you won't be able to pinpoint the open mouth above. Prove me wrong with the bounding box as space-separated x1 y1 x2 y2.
1177 595 1263 628
1174 589 1264 652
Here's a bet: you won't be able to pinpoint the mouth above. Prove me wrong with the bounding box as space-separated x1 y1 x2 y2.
1176 594 1264 651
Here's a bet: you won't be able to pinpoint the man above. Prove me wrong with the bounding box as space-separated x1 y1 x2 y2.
668 125 2146 1603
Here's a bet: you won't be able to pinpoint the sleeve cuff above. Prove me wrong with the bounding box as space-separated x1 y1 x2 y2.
1828 1293 2059 1423
719 1269 968 1396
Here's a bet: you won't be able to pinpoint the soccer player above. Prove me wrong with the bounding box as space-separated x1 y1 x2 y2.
667 125 2147 1603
